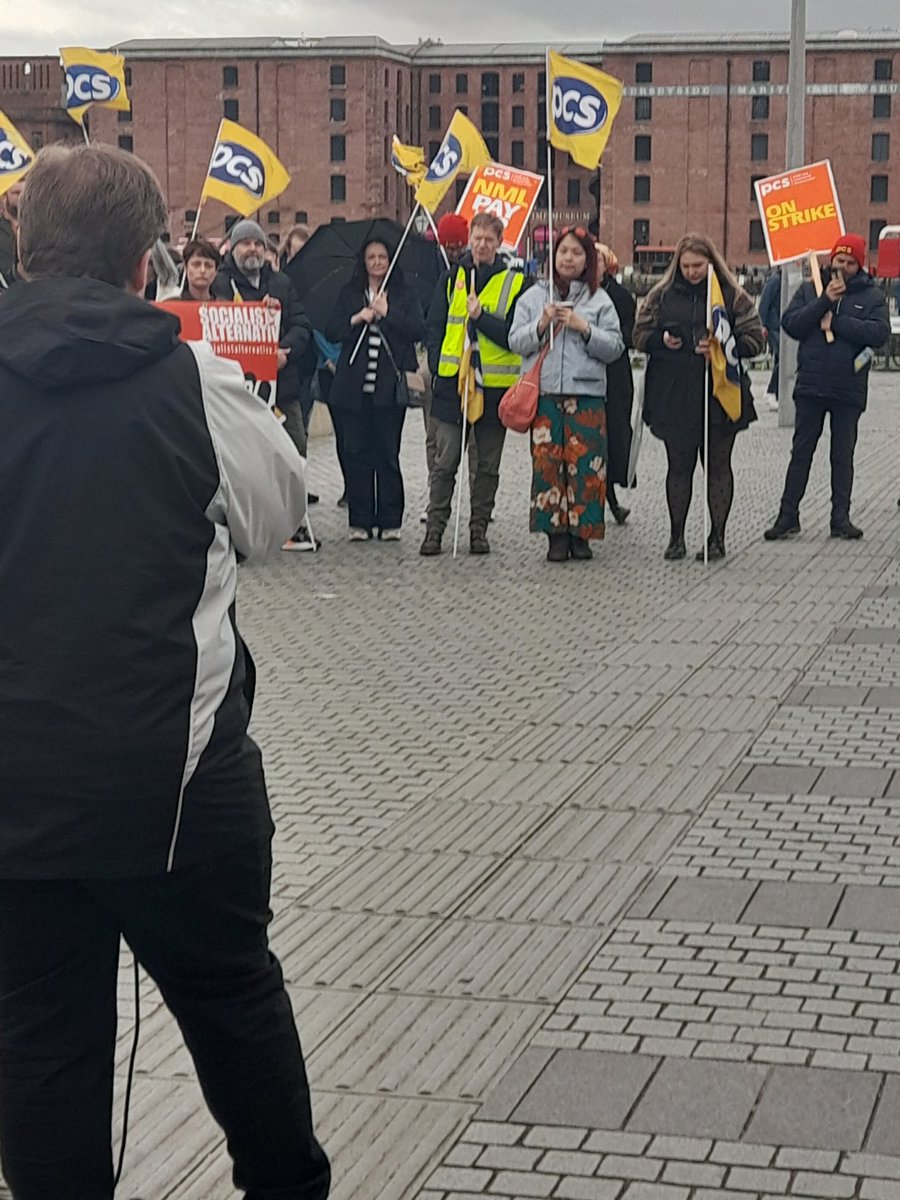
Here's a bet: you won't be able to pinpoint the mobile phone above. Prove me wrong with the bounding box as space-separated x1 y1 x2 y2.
832 267 844 285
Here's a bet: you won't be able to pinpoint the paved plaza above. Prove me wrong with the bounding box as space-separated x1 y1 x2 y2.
10 367 900 1200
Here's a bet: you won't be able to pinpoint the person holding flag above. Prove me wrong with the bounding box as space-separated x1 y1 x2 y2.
421 213 528 557
634 233 764 562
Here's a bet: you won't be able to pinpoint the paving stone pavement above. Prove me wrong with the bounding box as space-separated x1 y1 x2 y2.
6 369 900 1200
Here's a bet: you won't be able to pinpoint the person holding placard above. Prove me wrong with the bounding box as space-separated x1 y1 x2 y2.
764 234 890 542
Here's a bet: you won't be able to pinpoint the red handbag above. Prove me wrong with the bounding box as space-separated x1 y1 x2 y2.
499 343 550 433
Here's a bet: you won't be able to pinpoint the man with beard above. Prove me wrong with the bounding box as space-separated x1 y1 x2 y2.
213 219 319 547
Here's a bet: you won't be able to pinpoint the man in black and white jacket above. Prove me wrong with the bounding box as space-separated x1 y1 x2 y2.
0 145 330 1199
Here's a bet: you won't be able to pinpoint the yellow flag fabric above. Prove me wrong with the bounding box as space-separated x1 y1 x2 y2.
200 119 291 217
391 136 427 187
0 111 35 197
60 47 131 127
415 110 491 212
547 49 623 169
458 320 485 424
708 267 742 421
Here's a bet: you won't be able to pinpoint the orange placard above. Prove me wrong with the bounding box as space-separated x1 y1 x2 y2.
156 300 280 403
455 163 544 251
753 160 845 266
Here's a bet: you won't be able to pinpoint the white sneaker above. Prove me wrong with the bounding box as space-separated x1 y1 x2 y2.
349 527 370 541
380 528 402 541
419 509 428 523
766 395 779 412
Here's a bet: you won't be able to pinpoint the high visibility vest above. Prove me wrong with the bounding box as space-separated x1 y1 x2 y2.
438 266 524 388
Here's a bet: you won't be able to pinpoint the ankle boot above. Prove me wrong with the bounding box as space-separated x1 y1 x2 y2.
664 533 686 560
546 532 569 562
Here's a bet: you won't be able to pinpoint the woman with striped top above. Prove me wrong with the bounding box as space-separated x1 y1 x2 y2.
328 239 425 541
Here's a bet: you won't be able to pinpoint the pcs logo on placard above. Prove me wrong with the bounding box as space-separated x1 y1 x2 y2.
66 65 122 106
424 134 462 182
210 141 266 198
0 131 31 176
552 76 609 136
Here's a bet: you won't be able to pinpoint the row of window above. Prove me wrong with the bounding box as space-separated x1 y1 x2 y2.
428 71 524 96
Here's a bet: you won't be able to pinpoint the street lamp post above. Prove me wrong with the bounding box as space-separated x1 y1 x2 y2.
777 0 806 427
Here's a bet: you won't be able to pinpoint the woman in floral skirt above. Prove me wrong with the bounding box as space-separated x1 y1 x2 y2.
509 227 625 561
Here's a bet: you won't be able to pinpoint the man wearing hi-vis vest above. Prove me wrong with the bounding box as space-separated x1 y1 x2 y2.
421 212 530 555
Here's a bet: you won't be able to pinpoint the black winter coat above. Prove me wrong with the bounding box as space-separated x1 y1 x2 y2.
326 274 424 412
602 276 636 485
781 268 890 411
212 257 313 403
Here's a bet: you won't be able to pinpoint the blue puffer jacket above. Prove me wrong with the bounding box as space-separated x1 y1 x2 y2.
781 268 890 410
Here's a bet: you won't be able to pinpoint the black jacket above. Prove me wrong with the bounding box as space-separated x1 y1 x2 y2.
326 273 424 412
212 257 314 402
781 268 890 410
602 276 636 485
425 251 529 426
0 277 306 878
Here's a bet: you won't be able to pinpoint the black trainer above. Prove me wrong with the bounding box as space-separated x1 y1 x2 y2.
763 516 801 541
419 529 443 556
831 521 863 540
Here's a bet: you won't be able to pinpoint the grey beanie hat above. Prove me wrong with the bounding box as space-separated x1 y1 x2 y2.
229 219 267 247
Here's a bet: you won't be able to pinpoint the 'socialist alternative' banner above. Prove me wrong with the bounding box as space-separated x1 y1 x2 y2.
156 301 281 404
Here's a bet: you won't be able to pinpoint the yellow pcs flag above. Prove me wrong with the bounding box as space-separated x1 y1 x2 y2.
415 110 491 212
391 136 427 187
200 119 291 217
0 111 35 197
60 47 131 127
708 266 742 421
547 49 623 169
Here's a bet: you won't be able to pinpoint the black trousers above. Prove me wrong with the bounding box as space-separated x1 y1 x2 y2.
0 844 330 1200
779 395 861 524
663 426 737 541
341 396 406 532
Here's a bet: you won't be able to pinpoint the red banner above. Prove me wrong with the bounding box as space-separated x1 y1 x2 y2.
156 300 280 404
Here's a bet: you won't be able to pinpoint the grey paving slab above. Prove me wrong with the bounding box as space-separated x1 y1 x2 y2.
649 877 758 923
816 767 894 799
740 881 845 928
843 628 900 645
867 687 900 707
477 1048 555 1121
567 764 724 814
833 885 900 933
460 860 653 926
512 1050 659 1129
864 1075 900 1156
884 770 900 798
518 810 693 865
370 799 553 856
788 685 875 707
627 1059 767 1140
745 1065 881 1151
736 764 823 794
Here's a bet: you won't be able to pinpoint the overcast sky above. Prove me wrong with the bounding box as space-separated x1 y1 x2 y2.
3 0 899 55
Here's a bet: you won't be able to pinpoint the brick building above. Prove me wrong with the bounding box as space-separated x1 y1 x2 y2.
1 30 898 268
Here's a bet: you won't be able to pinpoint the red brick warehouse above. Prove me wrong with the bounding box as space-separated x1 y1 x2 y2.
1 30 897 267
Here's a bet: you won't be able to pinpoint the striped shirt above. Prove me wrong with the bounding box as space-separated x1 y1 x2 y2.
363 289 381 394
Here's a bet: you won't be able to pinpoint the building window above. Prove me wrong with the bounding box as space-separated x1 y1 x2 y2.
428 140 441 162
874 58 893 81
429 73 441 94
751 95 770 120
185 208 198 223
124 67 132 87
330 64 346 87
634 135 651 162
455 178 468 203
634 175 650 203
458 104 468 116
294 210 308 223
751 174 766 202
428 105 442 130
567 178 581 206
330 135 346 162
749 220 766 251
485 135 499 159
223 99 239 121
538 71 546 97
751 133 769 160
456 73 468 93
635 62 652 83
870 218 887 251
117 109 132 123
512 105 525 128
874 94 892 120
635 96 652 121
753 60 771 82
482 72 499 97
482 101 499 132
873 133 890 161
224 215 238 234
633 218 650 246
512 73 526 93
117 135 133 152
330 98 346 121
31 131 43 148
223 65 238 88
871 175 889 203
511 140 524 167
267 211 281 226
330 174 346 202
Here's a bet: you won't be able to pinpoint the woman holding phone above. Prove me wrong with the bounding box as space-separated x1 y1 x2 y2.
633 233 764 561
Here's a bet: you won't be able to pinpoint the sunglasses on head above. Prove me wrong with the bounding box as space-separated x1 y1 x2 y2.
560 226 588 240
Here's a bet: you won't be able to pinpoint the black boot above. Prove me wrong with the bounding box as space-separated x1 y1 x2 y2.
546 532 569 562
764 513 801 540
569 534 593 560
696 532 726 561
831 520 863 540
664 534 686 560
608 499 631 525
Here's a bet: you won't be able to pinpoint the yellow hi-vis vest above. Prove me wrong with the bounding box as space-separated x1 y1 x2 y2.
438 266 524 388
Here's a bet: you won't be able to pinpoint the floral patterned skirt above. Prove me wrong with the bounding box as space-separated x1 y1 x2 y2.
530 394 607 541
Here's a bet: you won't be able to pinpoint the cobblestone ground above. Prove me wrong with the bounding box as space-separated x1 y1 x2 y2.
10 368 900 1200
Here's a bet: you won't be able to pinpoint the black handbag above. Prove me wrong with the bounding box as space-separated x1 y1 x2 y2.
380 332 422 409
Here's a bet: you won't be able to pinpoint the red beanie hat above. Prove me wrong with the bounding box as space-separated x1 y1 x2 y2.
831 234 866 269
437 213 469 246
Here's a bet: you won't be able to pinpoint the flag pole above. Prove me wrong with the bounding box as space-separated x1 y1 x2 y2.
704 263 712 567
452 269 476 559
545 47 555 349
420 205 451 271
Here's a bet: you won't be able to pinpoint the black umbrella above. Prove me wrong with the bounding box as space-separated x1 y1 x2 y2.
283 217 443 332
